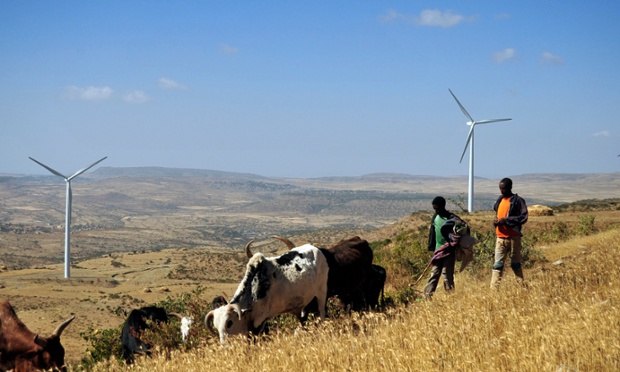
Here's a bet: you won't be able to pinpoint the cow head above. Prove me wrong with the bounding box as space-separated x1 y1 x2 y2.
19 315 75 372
205 304 250 344
167 312 193 342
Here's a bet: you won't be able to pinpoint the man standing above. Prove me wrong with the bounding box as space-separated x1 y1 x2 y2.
424 196 458 299
491 178 529 288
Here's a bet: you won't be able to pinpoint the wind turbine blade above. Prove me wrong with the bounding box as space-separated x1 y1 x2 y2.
449 89 474 123
68 156 108 180
474 118 512 125
459 124 475 163
29 157 68 179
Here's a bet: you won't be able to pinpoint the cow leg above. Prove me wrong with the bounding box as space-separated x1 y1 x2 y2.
316 294 327 321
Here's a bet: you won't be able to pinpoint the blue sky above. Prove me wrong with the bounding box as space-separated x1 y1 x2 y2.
1 1 619 178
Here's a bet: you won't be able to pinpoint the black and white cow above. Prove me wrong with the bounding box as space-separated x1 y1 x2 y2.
272 235 375 313
205 241 329 344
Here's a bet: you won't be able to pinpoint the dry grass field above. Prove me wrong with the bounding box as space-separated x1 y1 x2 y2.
1 170 619 370
85 226 620 372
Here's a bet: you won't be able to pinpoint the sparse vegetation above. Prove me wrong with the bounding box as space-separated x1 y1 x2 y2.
71 205 620 371
1 173 619 370
83 228 620 371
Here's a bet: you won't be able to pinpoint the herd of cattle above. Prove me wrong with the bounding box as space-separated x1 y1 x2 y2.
0 236 386 371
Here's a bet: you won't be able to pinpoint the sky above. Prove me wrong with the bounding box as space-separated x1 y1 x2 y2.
1 1 619 179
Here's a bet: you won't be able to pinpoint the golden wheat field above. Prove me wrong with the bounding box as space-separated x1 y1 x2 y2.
83 228 620 372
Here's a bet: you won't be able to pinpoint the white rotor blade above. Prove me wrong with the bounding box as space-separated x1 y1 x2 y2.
449 89 474 123
474 118 512 125
29 157 68 179
459 124 476 163
68 156 108 181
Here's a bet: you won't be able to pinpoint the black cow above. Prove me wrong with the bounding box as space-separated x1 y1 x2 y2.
211 295 227 310
121 306 182 364
350 264 387 311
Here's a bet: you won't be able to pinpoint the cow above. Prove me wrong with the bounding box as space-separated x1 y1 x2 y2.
211 295 227 310
350 264 387 311
0 300 74 372
272 235 374 312
120 306 187 364
205 240 329 344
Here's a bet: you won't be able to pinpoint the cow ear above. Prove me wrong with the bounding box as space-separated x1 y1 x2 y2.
33 334 47 348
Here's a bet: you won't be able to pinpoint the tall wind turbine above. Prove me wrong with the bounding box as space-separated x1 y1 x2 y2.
449 89 511 212
29 156 107 278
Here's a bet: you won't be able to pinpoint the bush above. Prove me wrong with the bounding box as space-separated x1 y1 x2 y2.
576 214 596 236
79 325 124 370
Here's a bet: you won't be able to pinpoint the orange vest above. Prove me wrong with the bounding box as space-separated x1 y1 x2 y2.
496 197 520 238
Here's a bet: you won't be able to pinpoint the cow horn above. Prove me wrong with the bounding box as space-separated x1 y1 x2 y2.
231 304 243 320
271 235 295 250
52 315 75 337
167 312 184 319
205 310 215 333
245 240 255 258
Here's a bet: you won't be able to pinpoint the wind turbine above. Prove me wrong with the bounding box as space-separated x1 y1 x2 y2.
29 156 107 278
449 89 511 212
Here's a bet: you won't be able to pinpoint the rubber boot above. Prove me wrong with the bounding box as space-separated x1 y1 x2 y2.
490 269 502 289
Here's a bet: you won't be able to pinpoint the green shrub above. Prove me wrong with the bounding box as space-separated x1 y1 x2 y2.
79 325 124 370
576 214 596 236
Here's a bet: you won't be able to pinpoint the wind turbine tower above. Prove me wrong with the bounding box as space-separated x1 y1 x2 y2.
449 89 511 212
29 156 107 278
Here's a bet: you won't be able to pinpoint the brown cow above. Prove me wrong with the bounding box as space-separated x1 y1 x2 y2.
0 301 74 372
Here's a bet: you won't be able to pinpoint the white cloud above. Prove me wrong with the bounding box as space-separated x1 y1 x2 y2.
63 86 113 101
540 51 564 66
379 9 400 23
219 43 239 55
593 130 610 137
158 78 186 90
380 9 470 28
123 90 149 104
492 48 518 64
415 9 466 27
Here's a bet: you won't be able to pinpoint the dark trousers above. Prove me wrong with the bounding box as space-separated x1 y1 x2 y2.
423 252 456 298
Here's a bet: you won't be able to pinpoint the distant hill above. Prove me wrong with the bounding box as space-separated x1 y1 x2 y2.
88 166 266 180
0 166 619 269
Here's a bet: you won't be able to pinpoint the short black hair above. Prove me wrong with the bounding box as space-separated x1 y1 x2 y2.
500 178 513 189
432 196 446 208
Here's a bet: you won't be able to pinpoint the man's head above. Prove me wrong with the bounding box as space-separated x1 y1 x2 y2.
499 178 513 198
432 196 446 213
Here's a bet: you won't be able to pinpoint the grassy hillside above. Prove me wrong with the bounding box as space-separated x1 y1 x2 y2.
86 227 620 371
67 202 620 371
